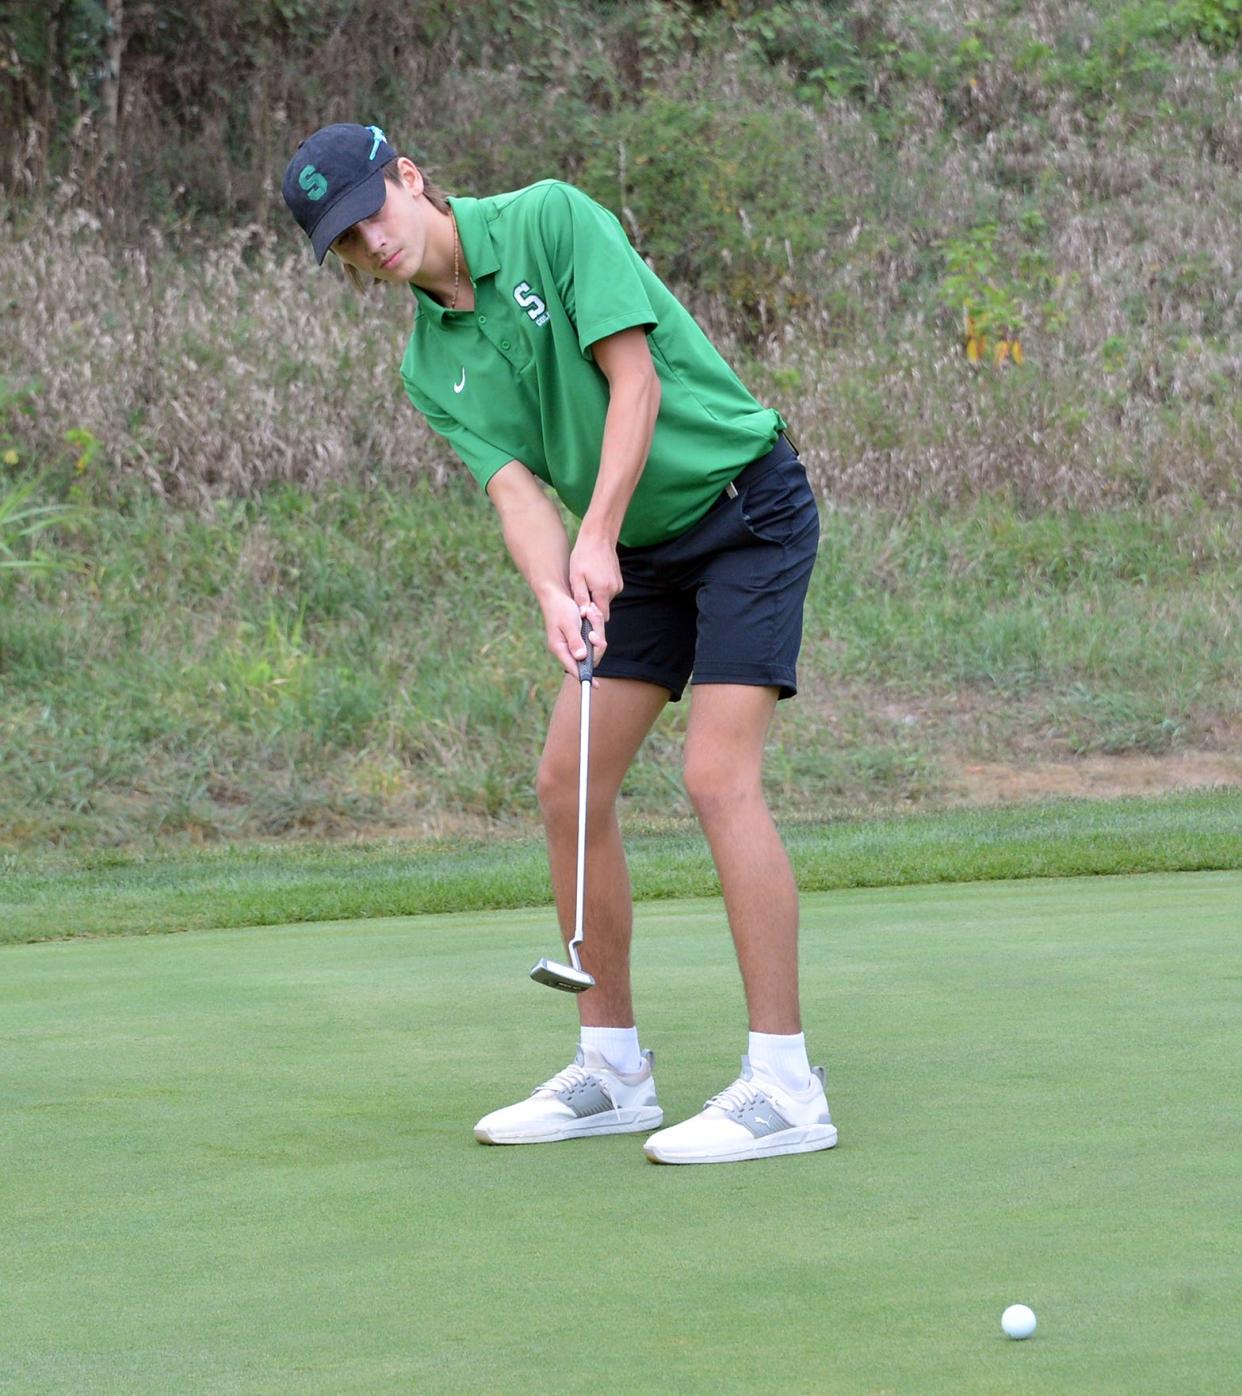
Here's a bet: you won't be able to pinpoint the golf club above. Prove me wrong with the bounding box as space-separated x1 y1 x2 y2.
530 615 597 993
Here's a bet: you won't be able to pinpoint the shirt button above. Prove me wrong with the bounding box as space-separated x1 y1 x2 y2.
477 314 487 324
501 340 511 350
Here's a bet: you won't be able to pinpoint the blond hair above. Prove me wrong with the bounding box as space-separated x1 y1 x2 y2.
339 157 452 292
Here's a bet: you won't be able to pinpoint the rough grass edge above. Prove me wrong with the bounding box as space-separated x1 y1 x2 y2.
2 789 1239 946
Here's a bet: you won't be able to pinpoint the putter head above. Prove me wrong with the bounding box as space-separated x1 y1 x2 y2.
530 957 596 993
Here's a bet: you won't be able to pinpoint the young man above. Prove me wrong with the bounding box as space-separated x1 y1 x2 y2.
282 123 836 1164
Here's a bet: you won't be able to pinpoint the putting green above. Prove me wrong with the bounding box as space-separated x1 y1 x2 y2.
3 872 1239 1393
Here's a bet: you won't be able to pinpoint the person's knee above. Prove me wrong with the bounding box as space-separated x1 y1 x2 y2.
536 754 615 832
535 752 574 824
683 754 763 826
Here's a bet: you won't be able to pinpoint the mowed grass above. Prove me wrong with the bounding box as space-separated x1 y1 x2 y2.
3 871 1239 1394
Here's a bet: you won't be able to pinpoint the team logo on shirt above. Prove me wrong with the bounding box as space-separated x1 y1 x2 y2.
513 281 551 327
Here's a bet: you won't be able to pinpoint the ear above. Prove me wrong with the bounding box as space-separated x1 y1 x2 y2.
396 157 425 198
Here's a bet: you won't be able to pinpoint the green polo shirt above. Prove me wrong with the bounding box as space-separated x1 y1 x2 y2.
399 181 784 548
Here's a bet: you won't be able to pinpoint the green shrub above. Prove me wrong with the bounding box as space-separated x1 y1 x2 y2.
937 218 1062 365
737 2 873 102
581 96 829 330
1046 2 1183 113
1180 0 1242 48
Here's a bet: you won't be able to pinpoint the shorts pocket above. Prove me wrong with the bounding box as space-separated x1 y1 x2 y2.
739 459 818 546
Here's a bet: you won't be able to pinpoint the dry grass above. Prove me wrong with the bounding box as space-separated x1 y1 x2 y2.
5 6 1238 511
4 192 1238 515
3 199 430 503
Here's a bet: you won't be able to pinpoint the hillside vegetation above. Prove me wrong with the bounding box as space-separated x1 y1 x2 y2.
2 2 1240 846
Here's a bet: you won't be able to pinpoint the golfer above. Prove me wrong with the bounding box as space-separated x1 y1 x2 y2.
283 123 837 1164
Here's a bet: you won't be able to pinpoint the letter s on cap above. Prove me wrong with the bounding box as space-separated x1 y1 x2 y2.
298 165 328 201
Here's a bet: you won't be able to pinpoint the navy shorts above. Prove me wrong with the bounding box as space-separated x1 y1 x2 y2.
594 434 820 701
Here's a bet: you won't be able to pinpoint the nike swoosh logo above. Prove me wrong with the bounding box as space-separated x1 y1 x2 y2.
453 368 466 394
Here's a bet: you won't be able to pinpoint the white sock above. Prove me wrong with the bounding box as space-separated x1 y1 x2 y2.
580 1025 642 1075
748 1031 812 1094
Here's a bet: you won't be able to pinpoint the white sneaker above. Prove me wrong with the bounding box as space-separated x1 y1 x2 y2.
643 1056 838 1165
474 1047 663 1145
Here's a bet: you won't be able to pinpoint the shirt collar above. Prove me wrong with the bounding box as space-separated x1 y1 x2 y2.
409 195 499 324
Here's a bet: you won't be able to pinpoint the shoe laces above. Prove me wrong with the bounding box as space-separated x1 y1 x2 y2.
705 1075 765 1114
534 1062 594 1097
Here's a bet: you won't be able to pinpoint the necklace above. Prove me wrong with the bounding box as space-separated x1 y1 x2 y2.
449 211 461 310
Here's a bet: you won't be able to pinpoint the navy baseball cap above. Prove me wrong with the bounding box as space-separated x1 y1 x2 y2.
282 123 399 263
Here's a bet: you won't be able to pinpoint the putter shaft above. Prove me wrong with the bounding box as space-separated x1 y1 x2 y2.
569 672 591 970
530 618 597 992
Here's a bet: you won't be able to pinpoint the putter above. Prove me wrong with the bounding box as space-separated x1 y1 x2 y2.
530 616 597 993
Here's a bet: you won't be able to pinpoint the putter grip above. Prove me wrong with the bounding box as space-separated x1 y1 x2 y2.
577 616 594 683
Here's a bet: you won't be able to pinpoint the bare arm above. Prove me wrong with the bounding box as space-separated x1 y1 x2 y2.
568 326 662 619
486 460 604 679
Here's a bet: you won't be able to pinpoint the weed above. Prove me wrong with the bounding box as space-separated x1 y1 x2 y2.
0 476 87 575
1049 686 1187 755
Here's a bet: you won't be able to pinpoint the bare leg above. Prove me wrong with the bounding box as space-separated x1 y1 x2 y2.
537 677 668 1028
682 684 800 1034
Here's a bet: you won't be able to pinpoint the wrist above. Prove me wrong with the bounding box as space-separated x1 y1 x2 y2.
577 515 620 549
535 578 572 610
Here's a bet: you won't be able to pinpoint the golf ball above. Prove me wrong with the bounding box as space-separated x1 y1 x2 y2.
1001 1304 1037 1340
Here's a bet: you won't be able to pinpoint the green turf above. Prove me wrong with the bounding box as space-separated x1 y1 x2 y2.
3 788 1240 945
3 871 1239 1393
